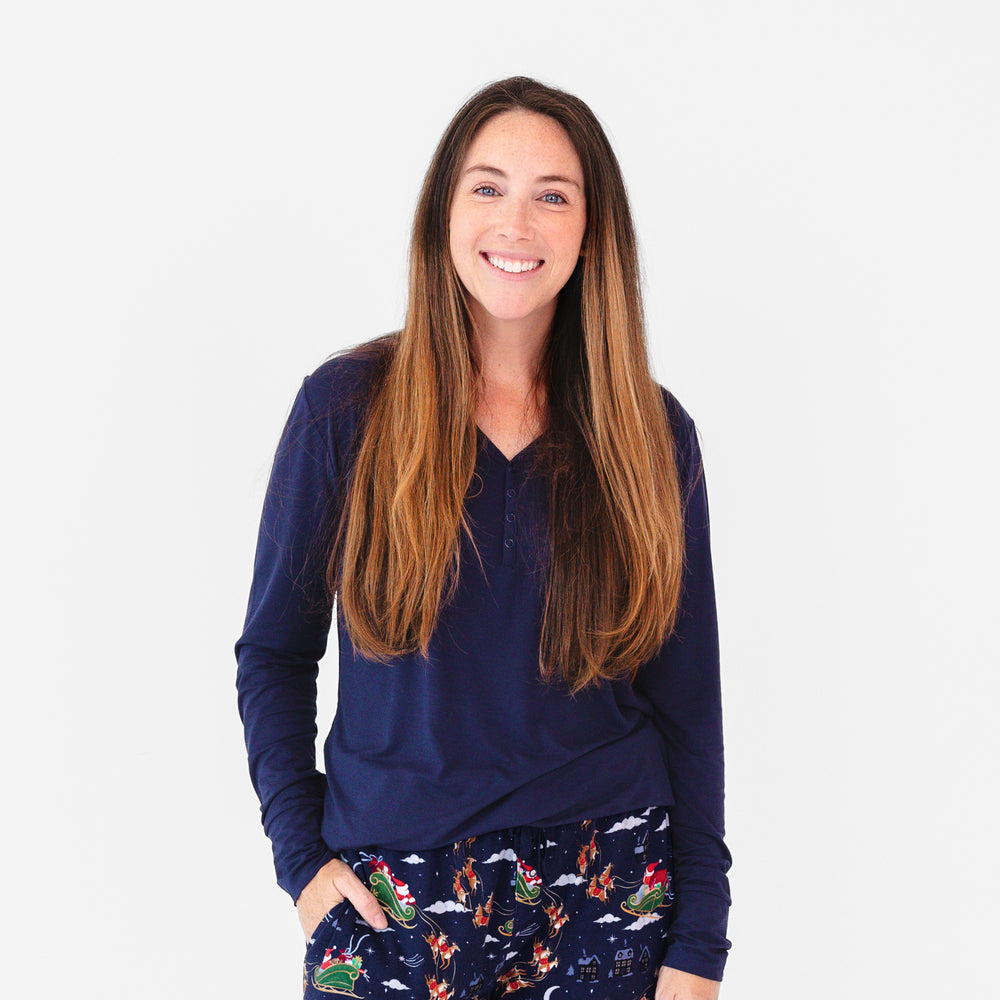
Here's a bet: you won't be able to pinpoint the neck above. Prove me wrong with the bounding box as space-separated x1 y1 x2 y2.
468 301 554 392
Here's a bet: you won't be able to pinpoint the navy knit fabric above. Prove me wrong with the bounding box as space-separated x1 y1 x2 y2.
235 351 732 981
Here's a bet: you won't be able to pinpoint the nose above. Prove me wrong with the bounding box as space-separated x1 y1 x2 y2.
497 197 533 241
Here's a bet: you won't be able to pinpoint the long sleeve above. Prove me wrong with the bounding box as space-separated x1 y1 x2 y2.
234 375 339 905
633 412 733 981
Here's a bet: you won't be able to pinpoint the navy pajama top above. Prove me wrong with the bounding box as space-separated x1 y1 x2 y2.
235 349 733 981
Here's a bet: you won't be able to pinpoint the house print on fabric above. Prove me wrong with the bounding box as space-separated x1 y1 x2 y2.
612 947 634 978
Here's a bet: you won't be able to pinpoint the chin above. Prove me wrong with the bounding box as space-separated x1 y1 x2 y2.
481 299 546 322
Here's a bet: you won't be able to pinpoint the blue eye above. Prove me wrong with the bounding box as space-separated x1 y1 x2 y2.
472 185 568 205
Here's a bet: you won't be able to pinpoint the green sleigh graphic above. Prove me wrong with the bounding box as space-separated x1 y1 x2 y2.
311 934 369 996
368 859 418 927
621 861 674 917
515 857 543 904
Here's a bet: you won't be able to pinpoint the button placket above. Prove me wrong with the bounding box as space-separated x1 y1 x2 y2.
503 466 517 566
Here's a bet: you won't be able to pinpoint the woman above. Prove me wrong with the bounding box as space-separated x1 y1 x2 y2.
236 76 732 1000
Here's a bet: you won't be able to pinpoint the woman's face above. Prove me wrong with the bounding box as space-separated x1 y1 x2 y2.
448 110 587 339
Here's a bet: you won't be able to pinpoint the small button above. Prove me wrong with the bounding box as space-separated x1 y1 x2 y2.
504 538 514 549
506 488 516 498
505 512 515 523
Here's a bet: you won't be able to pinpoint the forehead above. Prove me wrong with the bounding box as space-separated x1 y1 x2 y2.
462 111 583 178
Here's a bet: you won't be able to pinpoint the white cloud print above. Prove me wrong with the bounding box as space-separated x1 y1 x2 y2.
381 981 410 991
549 873 585 886
400 854 425 864
594 913 621 923
482 849 518 864
623 915 662 931
423 899 470 914
604 815 647 833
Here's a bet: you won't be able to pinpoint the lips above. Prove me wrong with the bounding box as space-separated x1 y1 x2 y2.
481 252 545 275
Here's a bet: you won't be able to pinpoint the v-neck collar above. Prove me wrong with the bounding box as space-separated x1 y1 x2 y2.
475 424 544 465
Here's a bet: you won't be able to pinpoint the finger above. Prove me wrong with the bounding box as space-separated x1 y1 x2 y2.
353 887 389 930
334 873 388 930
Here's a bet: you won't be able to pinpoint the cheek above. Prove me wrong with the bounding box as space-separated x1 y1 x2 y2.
447 226 466 272
551 217 585 256
448 216 473 260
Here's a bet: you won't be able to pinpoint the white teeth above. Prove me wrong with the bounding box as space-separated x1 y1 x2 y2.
486 254 542 274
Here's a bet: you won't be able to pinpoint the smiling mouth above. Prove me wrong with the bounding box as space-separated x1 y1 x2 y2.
482 252 544 274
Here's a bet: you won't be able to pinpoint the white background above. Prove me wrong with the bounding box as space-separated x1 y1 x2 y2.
2 2 996 997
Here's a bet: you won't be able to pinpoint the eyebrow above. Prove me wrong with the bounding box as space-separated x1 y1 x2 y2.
462 164 581 190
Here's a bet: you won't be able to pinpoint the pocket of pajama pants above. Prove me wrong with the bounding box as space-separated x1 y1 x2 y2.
304 896 354 960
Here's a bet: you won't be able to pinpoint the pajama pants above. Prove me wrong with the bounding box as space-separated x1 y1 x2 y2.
303 804 675 1000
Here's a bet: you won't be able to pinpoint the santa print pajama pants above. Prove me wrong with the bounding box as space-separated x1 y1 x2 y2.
302 804 675 1000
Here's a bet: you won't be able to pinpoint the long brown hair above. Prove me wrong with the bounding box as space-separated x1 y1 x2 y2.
326 76 689 695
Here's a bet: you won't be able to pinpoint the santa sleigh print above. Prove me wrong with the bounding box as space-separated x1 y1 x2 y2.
310 935 369 997
366 856 418 927
621 860 674 917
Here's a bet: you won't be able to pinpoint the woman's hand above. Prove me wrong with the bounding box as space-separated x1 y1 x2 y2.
655 965 721 1000
296 857 388 940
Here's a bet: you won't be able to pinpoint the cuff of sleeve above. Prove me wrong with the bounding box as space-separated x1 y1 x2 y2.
283 844 338 906
660 946 726 983
662 889 731 982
